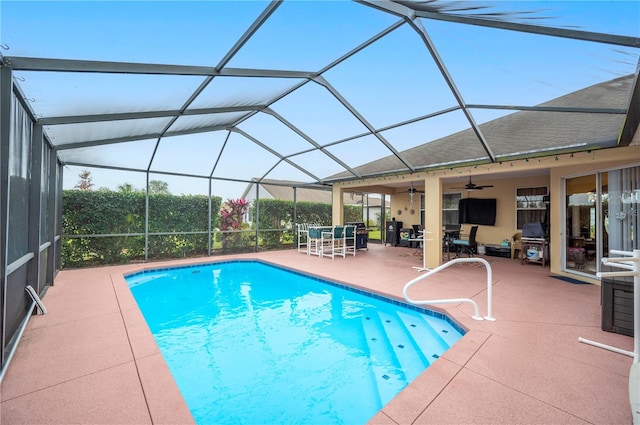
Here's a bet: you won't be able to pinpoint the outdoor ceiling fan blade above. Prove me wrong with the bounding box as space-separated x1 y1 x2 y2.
451 176 492 190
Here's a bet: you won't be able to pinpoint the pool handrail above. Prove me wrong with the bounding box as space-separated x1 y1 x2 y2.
403 257 495 321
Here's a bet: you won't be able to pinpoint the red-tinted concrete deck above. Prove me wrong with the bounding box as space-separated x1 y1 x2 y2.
1 244 634 424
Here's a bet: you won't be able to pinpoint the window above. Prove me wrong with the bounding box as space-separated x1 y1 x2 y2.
516 187 548 229
443 192 462 226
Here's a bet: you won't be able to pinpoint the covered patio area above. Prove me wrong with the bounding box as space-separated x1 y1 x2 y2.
1 244 632 424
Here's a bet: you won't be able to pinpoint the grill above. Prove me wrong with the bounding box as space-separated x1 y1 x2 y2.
520 222 548 266
521 222 546 243
347 222 368 250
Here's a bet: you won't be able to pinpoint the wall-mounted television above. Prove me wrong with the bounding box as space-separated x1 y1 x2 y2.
458 198 497 226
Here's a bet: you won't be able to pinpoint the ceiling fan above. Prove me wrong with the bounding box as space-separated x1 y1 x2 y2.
407 182 424 208
453 176 494 191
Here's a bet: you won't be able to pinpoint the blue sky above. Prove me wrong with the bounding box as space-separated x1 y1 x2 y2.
2 1 639 197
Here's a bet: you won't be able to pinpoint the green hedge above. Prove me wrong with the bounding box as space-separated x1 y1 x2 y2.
62 190 221 267
62 191 364 267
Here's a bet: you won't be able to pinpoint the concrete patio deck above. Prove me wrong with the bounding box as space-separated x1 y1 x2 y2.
1 243 634 424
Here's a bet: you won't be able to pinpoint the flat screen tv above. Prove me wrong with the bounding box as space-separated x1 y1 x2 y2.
458 198 496 226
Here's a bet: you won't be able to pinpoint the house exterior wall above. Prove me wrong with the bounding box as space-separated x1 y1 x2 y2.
441 175 551 245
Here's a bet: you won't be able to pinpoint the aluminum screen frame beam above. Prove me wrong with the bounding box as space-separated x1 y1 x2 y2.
6 58 314 80
407 15 497 162
312 75 417 173
146 0 283 175
0 63 12 370
412 8 640 49
360 0 640 48
357 0 497 162
262 107 362 179
230 128 325 184
39 106 267 126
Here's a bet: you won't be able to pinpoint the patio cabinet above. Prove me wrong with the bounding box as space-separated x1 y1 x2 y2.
602 275 633 337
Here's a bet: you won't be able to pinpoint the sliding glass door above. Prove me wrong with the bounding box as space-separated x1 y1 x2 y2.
607 167 640 253
564 166 639 276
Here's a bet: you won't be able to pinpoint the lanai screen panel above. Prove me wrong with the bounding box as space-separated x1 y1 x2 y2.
2 1 267 66
57 139 159 170
426 17 640 108
225 1 398 70
235 113 319 157
148 173 211 198
1 1 639 188
286 150 352 183
150 133 229 177
209 131 290 182
378 110 472 154
187 77 307 110
45 117 173 147
325 134 409 175
262 161 327 184
169 112 252 135
14 71 206 117
322 24 459 130
269 82 370 146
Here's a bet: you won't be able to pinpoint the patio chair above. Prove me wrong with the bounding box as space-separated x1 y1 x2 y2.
442 224 461 260
452 225 478 258
320 225 345 259
297 223 310 254
298 222 321 254
511 232 522 259
308 226 325 256
343 224 357 257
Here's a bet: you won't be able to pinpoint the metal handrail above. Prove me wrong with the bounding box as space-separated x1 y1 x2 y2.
403 257 495 321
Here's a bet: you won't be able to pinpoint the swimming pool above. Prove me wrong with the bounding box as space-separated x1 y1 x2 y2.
126 260 464 424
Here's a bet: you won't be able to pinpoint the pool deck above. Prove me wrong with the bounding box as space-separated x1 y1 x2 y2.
1 243 634 424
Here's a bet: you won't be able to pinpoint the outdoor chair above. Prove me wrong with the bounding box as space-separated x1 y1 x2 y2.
452 225 478 258
307 226 325 256
343 224 357 257
442 224 461 260
297 223 310 254
297 223 321 254
321 225 345 259
511 232 522 259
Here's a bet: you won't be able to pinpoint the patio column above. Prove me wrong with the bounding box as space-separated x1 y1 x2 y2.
423 174 442 269
332 187 343 225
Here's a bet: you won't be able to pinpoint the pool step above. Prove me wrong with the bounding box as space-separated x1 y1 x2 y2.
360 309 462 407
396 311 450 364
361 314 406 407
421 314 462 347
376 311 429 382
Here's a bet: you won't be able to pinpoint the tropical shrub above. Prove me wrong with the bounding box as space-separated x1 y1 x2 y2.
218 198 251 253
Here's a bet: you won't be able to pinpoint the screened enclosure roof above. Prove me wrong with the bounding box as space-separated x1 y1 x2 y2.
2 1 640 195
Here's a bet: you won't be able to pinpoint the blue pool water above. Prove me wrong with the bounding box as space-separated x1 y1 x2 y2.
126 260 464 425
